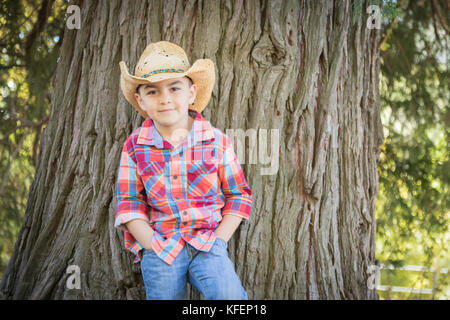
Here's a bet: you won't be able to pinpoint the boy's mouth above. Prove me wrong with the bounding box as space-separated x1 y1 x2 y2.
158 108 175 113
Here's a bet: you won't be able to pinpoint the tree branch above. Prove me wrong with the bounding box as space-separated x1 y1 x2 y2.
431 0 450 35
23 0 55 56
0 115 49 145
379 0 407 48
0 63 25 70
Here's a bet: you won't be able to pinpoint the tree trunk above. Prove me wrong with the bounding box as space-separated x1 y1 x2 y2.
1 0 383 299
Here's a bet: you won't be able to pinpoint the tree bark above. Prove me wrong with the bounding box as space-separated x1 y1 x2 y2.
1 0 383 300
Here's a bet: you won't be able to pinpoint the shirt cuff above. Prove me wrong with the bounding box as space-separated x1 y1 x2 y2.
114 212 150 231
221 196 252 221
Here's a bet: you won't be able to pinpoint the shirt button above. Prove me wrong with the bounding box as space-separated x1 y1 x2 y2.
183 222 188 225
183 211 187 215
173 175 178 179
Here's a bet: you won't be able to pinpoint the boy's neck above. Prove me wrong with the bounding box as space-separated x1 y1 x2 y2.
153 112 194 148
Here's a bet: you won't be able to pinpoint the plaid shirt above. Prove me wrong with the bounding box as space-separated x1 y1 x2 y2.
115 109 252 265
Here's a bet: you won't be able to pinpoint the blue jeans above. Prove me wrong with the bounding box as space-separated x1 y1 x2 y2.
140 237 248 300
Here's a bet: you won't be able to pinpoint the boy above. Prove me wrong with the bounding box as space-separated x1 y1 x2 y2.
115 41 252 300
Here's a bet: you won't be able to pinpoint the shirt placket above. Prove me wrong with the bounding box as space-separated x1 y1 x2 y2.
170 148 192 231
162 123 197 233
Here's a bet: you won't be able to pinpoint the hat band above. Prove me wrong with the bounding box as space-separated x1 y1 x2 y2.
141 68 186 78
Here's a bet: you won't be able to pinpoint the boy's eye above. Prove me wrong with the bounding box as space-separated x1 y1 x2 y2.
147 88 180 95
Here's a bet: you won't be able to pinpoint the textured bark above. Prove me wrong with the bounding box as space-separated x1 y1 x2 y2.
1 0 383 299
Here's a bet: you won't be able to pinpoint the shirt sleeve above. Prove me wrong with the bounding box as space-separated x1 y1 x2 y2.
115 141 150 232
218 135 253 222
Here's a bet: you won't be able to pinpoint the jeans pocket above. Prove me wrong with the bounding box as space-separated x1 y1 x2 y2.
215 237 228 249
142 248 155 256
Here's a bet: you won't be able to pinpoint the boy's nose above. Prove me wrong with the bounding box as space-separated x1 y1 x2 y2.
159 90 171 104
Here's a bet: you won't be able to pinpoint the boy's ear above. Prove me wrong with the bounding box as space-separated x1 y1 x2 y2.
190 84 198 103
134 93 143 107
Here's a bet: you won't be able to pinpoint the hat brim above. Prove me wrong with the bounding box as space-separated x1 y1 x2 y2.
119 59 215 118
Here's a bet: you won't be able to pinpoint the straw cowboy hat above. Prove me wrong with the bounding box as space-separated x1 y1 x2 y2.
119 41 215 118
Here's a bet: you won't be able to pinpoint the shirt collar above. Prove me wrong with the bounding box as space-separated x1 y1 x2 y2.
136 108 215 148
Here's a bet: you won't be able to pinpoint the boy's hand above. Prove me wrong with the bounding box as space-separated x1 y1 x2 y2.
125 219 155 250
214 214 243 243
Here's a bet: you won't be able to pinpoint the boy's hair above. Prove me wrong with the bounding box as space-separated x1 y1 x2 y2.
136 75 193 94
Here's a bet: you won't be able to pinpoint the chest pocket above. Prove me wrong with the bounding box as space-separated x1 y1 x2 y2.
186 161 218 198
137 161 166 199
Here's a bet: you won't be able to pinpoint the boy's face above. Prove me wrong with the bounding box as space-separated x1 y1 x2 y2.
134 76 197 129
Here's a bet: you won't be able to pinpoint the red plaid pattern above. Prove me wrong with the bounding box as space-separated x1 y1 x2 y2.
115 109 252 265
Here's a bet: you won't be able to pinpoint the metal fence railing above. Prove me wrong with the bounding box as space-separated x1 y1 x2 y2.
377 264 449 297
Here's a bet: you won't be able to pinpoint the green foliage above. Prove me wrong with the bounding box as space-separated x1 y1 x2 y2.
0 0 68 277
376 0 449 299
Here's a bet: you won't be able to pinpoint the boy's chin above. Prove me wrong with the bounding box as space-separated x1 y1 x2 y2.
155 119 177 127
153 114 183 127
